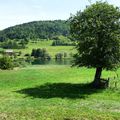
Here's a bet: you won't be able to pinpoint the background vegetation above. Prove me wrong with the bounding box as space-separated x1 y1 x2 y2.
0 20 70 41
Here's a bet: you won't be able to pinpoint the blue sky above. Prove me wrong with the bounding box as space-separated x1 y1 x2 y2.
0 0 120 30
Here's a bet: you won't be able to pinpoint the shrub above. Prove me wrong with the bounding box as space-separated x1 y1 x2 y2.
31 48 51 60
0 56 13 70
55 53 63 60
52 36 75 46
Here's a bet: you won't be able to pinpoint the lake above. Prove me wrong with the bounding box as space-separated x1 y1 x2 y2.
31 58 72 65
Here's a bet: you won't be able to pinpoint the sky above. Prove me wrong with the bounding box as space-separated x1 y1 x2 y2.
0 0 120 30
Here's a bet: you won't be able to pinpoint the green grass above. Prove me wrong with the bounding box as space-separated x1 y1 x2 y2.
0 65 120 120
15 40 75 58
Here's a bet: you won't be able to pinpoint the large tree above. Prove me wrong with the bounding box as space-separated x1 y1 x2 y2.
70 2 120 88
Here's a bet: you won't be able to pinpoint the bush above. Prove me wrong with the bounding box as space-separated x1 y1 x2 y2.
55 53 63 60
31 48 51 60
55 52 68 59
0 56 13 70
14 58 28 68
52 36 75 46
1 39 28 49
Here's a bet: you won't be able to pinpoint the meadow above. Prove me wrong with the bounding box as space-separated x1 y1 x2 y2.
0 65 120 120
15 40 75 58
0 2 120 120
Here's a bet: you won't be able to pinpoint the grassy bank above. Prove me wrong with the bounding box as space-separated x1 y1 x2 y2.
14 40 75 58
0 65 120 120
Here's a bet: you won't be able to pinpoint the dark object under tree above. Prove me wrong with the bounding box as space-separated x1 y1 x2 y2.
70 2 120 88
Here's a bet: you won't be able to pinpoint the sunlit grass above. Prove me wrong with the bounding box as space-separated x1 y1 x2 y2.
0 65 120 120
14 40 75 58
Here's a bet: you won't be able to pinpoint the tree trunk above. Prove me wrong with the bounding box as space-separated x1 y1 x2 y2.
93 67 102 88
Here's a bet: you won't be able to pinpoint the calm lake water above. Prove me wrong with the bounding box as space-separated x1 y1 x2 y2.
31 58 72 65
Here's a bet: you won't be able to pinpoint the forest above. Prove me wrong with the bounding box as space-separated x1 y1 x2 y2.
0 20 70 41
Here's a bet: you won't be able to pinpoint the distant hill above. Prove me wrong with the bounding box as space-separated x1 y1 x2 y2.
0 20 70 41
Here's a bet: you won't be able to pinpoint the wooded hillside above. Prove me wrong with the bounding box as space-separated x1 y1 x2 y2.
0 20 70 41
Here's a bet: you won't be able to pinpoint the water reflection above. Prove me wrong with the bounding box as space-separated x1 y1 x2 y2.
31 58 72 65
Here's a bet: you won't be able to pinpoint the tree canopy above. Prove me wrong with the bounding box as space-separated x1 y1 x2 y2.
70 2 120 88
0 20 70 41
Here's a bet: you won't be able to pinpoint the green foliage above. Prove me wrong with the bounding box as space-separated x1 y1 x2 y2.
0 48 4 54
12 56 32 68
0 56 13 70
14 40 74 58
55 52 68 59
70 1 120 71
1 39 28 49
1 40 19 49
55 52 63 59
0 20 70 41
31 48 51 59
52 35 75 46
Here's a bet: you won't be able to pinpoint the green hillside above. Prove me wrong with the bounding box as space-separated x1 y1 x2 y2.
0 20 70 41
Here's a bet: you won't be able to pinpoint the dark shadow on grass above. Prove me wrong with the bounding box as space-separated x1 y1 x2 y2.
16 83 103 99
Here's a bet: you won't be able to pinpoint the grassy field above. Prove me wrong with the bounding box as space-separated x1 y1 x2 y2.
15 40 75 58
0 65 120 120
